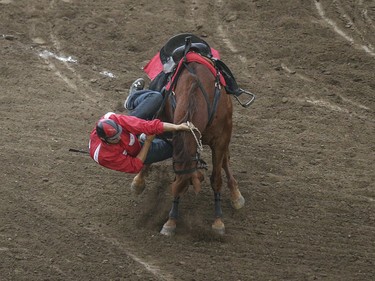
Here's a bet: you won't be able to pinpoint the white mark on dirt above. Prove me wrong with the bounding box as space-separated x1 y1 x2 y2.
333 0 375 52
1 34 15 40
363 196 375 202
217 26 239 54
280 63 296 74
212 0 247 64
296 73 314 82
280 63 315 82
49 0 72 8
298 97 373 121
84 226 175 281
38 48 96 101
39 57 78 91
45 33 103 101
214 1 248 65
126 251 174 281
303 97 348 113
100 71 116 78
32 37 46 45
360 5 375 31
39 50 77 63
216 25 248 65
20 12 95 99
38 52 97 101
49 33 116 80
334 0 375 44
0 0 13 4
340 95 370 111
314 0 375 57
50 265 69 277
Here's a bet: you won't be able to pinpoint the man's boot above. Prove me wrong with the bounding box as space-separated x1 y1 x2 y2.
124 78 145 109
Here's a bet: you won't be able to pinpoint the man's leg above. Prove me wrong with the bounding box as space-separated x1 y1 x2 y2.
124 78 145 110
144 138 173 164
129 91 163 120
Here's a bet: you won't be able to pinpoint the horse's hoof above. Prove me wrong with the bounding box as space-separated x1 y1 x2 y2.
212 224 225 235
231 194 245 209
130 181 145 195
160 224 176 236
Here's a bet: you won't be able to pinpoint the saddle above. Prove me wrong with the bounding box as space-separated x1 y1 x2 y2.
159 33 213 65
147 33 255 107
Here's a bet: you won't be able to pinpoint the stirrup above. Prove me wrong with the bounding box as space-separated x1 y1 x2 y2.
233 89 256 108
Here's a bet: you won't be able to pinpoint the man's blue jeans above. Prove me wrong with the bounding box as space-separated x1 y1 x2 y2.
128 90 172 164
143 137 173 165
128 90 163 120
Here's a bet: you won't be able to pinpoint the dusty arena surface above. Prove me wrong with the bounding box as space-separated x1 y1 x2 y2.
1 0 374 280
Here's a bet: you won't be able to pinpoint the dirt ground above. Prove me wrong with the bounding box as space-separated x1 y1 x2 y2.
1 0 374 280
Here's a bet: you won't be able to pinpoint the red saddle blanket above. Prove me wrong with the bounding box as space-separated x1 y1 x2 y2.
143 48 225 90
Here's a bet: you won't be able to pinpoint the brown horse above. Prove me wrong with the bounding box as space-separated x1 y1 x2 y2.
131 59 245 235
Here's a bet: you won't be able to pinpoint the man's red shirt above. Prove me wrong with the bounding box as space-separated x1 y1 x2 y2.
89 112 164 174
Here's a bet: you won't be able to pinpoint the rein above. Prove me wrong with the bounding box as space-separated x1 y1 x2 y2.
172 121 207 175
187 121 203 152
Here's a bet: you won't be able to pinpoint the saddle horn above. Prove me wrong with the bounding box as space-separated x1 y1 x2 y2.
183 36 192 61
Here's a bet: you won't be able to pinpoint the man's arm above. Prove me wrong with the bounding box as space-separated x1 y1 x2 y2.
136 135 156 162
136 123 189 162
162 122 190 132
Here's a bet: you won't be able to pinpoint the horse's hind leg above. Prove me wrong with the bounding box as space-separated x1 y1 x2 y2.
223 149 245 209
130 164 150 195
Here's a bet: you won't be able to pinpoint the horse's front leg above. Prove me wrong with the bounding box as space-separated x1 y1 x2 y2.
160 196 180 236
130 164 150 195
160 176 187 236
210 150 225 235
212 192 225 235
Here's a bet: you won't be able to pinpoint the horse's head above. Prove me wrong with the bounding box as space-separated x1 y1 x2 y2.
168 62 217 194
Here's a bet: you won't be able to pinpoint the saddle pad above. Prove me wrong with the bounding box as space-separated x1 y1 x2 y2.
165 52 226 91
143 52 163 80
144 48 220 81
